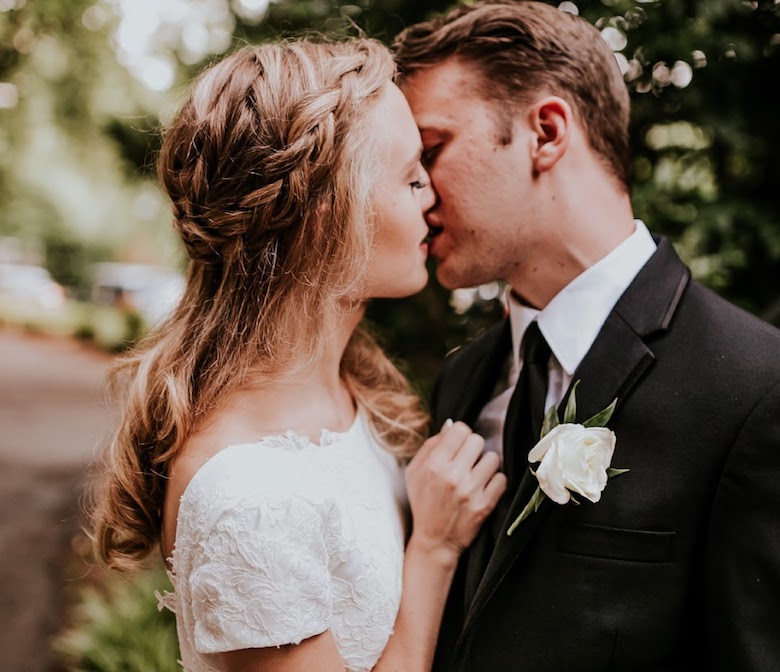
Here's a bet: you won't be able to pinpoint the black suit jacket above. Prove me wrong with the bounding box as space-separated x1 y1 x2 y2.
430 237 780 672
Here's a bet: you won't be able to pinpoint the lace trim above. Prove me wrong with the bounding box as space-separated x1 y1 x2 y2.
156 568 179 614
160 409 403 672
221 411 363 453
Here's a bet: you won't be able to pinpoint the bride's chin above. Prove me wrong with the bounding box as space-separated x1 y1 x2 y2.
357 264 430 300
395 272 430 298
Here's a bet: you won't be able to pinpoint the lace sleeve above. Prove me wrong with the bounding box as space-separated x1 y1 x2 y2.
187 493 334 654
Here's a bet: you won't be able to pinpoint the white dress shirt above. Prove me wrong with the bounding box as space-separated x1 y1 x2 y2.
473 220 657 464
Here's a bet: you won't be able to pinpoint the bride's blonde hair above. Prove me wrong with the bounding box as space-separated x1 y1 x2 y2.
91 38 429 570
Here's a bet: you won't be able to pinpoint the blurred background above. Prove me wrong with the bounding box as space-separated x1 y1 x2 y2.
0 0 777 670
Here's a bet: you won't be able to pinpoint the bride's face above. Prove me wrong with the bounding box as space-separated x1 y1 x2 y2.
361 82 435 299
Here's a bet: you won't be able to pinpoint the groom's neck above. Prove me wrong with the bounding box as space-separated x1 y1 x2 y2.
508 170 635 310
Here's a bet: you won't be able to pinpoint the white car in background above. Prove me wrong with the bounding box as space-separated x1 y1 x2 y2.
89 262 185 325
0 263 66 311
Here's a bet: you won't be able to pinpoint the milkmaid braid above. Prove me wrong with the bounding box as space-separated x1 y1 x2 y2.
90 39 428 570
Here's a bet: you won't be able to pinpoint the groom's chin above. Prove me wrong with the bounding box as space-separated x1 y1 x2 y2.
435 265 472 292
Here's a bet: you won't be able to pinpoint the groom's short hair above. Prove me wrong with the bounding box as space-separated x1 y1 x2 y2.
394 0 631 190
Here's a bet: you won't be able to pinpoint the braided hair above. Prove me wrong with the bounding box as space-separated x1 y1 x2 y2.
91 38 429 570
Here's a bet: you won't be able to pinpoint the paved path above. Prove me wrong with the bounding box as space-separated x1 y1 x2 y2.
0 329 112 672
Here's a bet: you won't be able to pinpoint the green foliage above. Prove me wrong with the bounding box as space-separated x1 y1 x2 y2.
53 566 180 672
44 231 115 293
0 297 146 351
609 0 780 319
3 0 777 333
0 0 177 273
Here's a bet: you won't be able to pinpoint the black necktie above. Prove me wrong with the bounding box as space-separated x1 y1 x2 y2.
501 321 552 496
464 321 551 610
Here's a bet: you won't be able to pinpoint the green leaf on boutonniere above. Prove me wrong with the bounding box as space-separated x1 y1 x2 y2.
506 484 546 536
563 380 580 424
509 382 624 537
583 398 617 428
541 404 560 439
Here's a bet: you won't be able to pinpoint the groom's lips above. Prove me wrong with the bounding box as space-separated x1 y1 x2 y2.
424 225 443 244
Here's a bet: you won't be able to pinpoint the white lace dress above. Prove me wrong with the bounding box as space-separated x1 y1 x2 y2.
158 412 408 672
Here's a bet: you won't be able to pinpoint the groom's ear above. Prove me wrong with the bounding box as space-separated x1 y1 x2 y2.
528 96 572 175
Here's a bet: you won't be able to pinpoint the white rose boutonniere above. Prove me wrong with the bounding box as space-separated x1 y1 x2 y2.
507 381 629 536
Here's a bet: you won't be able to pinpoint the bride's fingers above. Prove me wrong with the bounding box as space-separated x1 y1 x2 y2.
426 422 472 460
412 422 451 460
450 432 486 471
469 449 502 486
482 471 508 509
408 422 471 476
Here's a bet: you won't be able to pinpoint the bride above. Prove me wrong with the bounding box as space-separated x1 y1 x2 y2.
90 37 506 672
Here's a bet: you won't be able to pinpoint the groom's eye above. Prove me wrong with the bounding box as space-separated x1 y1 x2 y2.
422 144 442 168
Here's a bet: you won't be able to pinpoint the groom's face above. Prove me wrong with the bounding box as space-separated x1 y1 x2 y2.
401 58 541 290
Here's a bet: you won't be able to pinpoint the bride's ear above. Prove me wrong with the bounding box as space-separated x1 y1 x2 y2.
528 96 572 174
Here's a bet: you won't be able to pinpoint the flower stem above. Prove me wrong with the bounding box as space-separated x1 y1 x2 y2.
506 486 546 536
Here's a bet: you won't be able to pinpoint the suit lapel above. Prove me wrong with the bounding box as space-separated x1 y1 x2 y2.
439 320 512 426
455 236 691 649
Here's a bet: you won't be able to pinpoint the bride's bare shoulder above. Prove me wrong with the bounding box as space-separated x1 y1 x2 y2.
161 391 295 557
176 385 306 472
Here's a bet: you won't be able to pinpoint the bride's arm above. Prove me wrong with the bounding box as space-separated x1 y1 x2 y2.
374 421 506 672
219 422 505 672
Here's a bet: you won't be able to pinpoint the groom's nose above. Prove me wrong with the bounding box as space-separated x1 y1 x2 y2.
421 182 437 213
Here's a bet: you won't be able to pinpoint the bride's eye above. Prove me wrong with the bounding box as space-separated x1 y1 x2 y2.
410 179 428 192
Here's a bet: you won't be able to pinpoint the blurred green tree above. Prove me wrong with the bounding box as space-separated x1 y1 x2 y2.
1 0 778 395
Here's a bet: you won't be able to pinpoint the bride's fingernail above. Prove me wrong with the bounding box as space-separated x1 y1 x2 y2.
442 418 454 430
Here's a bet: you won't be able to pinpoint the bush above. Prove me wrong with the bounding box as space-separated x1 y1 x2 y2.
53 565 180 672
0 297 147 352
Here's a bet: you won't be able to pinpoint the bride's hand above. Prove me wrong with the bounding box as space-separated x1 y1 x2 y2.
405 421 507 563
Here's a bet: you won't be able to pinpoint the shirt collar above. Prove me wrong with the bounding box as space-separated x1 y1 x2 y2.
508 220 657 375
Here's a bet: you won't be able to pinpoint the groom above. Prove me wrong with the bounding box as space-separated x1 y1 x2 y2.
395 2 780 671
